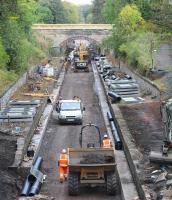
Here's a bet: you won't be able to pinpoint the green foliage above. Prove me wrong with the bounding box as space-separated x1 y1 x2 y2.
37 0 81 24
16 39 45 73
124 0 172 30
36 5 54 23
0 69 17 93
119 32 159 74
80 5 92 23
63 2 80 23
92 0 106 23
18 0 39 33
0 38 9 69
119 4 144 34
102 0 123 24
39 0 67 23
101 1 164 74
0 0 46 76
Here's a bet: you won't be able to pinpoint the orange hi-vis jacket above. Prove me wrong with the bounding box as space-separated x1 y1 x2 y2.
59 153 68 167
102 138 112 148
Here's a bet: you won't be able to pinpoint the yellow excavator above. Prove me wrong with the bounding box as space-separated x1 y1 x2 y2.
73 43 89 72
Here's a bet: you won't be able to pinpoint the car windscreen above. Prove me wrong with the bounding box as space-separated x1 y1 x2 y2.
60 102 81 111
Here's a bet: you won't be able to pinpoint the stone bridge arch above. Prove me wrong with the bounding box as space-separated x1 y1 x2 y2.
32 24 112 56
60 35 99 49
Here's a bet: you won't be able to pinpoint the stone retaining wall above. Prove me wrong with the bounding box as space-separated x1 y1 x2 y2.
0 66 36 110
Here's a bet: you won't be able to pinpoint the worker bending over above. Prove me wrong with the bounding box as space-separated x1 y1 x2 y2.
58 149 68 183
73 96 80 101
102 134 112 148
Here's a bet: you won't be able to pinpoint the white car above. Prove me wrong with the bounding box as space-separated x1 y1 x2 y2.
56 99 85 124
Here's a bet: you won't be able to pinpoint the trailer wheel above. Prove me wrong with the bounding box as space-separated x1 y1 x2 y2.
68 173 79 196
106 172 117 195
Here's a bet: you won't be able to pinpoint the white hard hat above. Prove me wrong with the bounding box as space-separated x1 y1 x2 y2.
62 149 67 154
103 134 108 138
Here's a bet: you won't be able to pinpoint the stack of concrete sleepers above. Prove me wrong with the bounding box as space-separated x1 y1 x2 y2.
0 100 41 122
108 79 144 103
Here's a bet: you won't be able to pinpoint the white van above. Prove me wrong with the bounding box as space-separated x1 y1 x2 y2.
56 99 85 124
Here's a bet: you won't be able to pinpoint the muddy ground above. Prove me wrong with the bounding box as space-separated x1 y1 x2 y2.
119 101 170 199
119 101 164 153
0 133 21 200
38 67 121 200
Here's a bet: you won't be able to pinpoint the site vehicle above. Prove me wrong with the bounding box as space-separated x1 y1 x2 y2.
94 56 100 67
150 98 172 163
56 99 85 124
68 123 117 196
73 43 89 72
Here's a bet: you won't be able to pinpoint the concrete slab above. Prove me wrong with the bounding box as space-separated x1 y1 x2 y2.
150 151 172 164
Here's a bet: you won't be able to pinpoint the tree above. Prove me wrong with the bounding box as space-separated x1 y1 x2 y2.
102 0 123 24
0 0 45 73
62 2 80 23
80 5 92 23
0 38 9 69
119 4 144 35
47 0 67 23
36 4 54 23
92 0 106 23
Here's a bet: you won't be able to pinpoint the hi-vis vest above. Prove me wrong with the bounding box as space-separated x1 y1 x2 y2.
102 139 111 148
59 153 68 167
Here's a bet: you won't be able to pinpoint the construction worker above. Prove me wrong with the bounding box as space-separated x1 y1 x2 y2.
102 134 112 148
73 96 80 101
58 149 68 183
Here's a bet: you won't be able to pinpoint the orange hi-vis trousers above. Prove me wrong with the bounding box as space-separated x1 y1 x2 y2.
59 153 68 183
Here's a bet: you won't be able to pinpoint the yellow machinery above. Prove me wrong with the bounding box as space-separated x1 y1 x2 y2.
68 124 117 196
78 43 88 61
74 43 89 72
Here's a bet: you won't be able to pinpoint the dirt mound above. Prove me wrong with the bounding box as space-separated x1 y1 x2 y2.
80 154 114 164
0 170 21 200
0 133 21 200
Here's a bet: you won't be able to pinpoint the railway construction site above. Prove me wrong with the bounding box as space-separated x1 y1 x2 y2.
0 50 172 200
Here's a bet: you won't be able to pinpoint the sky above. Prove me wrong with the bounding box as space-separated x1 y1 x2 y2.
62 0 93 5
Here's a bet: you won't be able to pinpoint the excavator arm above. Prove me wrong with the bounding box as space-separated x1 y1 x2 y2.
161 99 172 154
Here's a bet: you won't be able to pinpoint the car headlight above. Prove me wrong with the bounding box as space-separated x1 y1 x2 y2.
76 115 82 119
59 114 66 119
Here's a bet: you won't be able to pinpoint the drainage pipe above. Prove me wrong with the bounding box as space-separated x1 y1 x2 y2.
20 176 32 196
110 121 122 150
20 157 43 197
108 92 121 103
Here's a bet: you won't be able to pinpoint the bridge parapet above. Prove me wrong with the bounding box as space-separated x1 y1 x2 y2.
32 24 112 30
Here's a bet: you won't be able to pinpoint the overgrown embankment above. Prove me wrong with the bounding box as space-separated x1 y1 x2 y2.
99 0 172 77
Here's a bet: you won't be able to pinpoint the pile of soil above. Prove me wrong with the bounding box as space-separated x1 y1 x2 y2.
0 133 21 200
80 154 114 164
